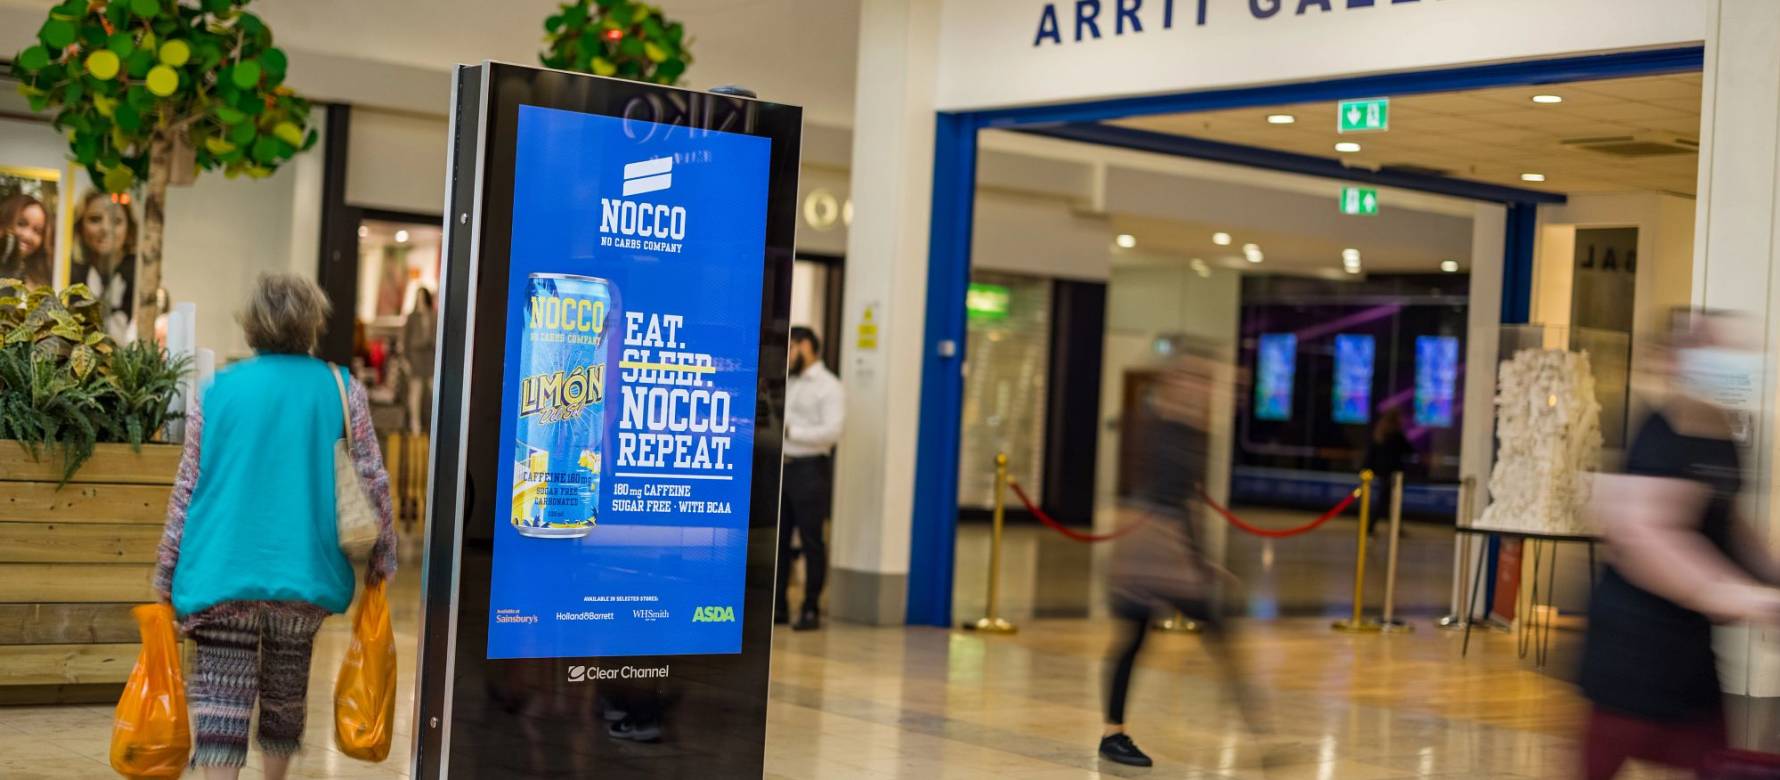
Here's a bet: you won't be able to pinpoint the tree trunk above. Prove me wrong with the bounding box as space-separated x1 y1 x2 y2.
135 133 171 344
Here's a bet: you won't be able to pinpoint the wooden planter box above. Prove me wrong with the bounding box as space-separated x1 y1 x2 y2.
0 442 180 704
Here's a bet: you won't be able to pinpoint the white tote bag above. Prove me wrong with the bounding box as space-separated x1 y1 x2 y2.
330 366 380 559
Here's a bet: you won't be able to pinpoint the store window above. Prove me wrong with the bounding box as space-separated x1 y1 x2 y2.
956 271 1052 508
1232 273 1470 508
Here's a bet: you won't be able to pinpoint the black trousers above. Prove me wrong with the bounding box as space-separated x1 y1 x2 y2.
1105 600 1224 726
777 455 832 617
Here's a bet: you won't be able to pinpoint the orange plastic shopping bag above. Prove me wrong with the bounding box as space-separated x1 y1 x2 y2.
110 603 190 779
335 579 396 761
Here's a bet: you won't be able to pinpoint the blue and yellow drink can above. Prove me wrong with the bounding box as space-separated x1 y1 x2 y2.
512 272 614 539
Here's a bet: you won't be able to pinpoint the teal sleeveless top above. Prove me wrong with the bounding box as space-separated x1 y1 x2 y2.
171 355 356 616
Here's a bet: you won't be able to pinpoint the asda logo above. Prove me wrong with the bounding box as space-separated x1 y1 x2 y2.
692 606 735 623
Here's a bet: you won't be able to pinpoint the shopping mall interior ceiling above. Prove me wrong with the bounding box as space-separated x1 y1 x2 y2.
1114 74 1702 197
0 0 865 127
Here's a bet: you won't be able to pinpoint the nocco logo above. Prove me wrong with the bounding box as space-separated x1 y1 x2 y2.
692 606 735 623
599 157 687 245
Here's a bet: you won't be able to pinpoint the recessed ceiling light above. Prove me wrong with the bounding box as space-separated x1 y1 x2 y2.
1521 173 1546 182
1241 243 1260 253
1531 94 1563 104
357 225 369 238
395 229 410 243
1335 142 1362 153
1440 259 1460 273
1341 248 1361 263
1267 114 1296 125
1212 232 1232 246
1344 265 1362 275
1243 245 1264 263
1115 233 1137 249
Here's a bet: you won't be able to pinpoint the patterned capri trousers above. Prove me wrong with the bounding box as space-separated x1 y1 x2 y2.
186 605 328 767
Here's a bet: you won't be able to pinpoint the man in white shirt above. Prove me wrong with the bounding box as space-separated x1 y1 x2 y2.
778 326 845 630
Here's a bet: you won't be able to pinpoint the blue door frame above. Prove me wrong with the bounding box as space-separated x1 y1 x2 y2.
907 46 1706 627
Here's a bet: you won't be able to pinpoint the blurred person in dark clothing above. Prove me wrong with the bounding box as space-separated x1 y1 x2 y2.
1580 308 1780 779
776 326 844 631
1362 408 1416 533
1099 345 1260 768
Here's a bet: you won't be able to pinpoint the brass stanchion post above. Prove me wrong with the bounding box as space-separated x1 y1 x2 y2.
1333 470 1382 633
1380 471 1413 632
964 452 1017 634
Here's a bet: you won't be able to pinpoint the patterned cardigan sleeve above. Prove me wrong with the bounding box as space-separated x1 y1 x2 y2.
152 404 204 599
347 377 399 583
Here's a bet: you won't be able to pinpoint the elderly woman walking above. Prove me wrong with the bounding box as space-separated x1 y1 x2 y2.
153 273 397 780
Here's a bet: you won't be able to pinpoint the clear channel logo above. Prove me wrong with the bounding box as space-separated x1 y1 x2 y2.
600 156 687 250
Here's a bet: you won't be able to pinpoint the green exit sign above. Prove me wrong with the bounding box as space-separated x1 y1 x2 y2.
966 283 1011 320
1338 98 1389 133
1341 187 1379 215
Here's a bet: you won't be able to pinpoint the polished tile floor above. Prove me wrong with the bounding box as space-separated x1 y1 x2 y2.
1 524 1685 779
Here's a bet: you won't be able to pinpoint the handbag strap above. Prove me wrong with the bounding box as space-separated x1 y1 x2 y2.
329 364 354 448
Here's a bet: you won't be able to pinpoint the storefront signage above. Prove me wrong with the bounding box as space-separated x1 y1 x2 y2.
1340 187 1379 215
1337 98 1389 133
965 282 1012 320
1032 0 1441 48
939 0 1704 111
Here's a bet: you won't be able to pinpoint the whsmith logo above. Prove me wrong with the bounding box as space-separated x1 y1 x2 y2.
692 606 735 623
600 157 687 247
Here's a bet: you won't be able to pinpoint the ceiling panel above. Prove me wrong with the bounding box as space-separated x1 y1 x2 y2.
1110 73 1702 197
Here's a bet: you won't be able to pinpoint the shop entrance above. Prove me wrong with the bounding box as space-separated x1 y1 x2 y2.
932 50 1706 628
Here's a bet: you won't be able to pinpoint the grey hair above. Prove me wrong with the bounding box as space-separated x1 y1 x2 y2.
239 273 332 354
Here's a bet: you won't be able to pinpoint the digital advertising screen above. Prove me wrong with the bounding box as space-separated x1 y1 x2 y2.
1332 334 1375 425
1415 335 1459 428
1254 333 1297 421
485 104 771 660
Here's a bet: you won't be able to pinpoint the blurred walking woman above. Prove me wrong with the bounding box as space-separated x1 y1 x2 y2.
1580 309 1780 779
1099 346 1257 768
153 274 396 780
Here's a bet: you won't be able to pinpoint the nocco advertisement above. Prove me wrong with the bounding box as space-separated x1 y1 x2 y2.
486 105 771 660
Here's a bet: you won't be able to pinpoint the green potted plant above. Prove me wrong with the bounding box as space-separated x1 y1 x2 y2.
541 0 692 85
10 0 317 337
0 279 190 482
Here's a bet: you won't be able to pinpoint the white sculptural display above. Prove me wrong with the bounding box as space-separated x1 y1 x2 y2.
1477 347 1604 535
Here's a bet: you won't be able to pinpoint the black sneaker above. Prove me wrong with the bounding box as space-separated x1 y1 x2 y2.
608 718 663 743
774 609 790 626
1099 733 1152 767
792 610 821 632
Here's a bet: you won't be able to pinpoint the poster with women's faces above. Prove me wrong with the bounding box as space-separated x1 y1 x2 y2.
0 165 62 290
68 188 141 343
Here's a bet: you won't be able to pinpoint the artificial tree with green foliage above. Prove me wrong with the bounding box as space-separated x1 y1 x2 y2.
11 0 316 337
542 0 692 85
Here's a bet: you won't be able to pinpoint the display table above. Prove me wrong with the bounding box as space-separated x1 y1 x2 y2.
1456 525 1601 667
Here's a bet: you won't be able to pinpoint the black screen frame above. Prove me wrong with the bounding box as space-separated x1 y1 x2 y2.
414 62 800 778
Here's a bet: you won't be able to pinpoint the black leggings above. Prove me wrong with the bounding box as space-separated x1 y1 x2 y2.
1104 604 1226 725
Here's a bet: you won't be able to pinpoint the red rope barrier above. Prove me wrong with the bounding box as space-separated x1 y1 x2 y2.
1007 478 1359 543
1200 489 1358 539
1007 481 1151 542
